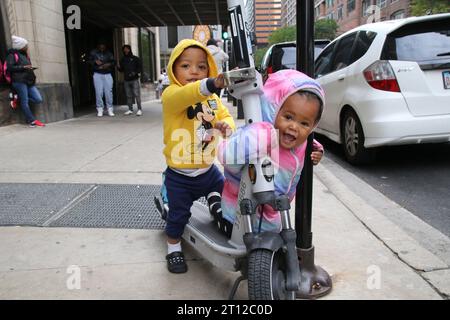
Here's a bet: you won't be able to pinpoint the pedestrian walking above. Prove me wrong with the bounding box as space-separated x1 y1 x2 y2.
88 41 116 117
118 45 143 116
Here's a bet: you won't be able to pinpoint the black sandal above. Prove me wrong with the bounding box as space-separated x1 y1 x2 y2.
166 251 188 273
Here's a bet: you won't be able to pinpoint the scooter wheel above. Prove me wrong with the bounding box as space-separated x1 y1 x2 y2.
248 249 289 300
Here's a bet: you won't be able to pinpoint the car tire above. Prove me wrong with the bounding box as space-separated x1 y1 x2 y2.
341 110 375 165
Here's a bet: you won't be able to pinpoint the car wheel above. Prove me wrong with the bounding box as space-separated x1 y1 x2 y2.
341 110 375 165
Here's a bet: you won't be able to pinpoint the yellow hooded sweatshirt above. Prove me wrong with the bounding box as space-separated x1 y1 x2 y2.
161 39 235 169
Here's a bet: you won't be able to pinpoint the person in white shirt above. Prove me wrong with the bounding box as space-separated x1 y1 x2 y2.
206 39 229 74
206 39 229 97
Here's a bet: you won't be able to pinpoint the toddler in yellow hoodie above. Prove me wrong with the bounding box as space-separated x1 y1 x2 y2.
161 39 235 273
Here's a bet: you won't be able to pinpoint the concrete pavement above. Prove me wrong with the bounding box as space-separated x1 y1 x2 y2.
0 98 448 299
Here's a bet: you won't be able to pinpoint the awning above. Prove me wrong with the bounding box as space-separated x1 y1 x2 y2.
67 0 229 28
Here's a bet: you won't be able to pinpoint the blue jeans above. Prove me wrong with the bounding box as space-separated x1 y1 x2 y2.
11 82 43 123
93 73 113 109
164 166 224 239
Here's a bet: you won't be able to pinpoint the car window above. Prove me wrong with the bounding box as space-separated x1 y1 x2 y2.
330 32 357 72
261 46 273 69
381 18 450 68
271 46 296 72
351 31 377 64
314 47 323 58
315 42 336 77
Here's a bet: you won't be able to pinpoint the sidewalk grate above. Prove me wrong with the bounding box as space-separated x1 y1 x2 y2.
0 183 210 230
0 184 93 226
50 184 165 230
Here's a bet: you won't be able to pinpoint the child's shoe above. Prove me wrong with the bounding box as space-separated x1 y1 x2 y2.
207 192 233 238
166 251 188 273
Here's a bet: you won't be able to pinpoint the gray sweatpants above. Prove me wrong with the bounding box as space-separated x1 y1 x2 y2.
124 79 142 110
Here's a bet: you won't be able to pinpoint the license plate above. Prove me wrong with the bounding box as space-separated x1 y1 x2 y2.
443 70 450 89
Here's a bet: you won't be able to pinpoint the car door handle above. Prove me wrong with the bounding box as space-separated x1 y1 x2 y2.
338 74 345 81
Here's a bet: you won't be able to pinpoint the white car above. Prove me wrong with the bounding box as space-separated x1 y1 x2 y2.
314 13 450 164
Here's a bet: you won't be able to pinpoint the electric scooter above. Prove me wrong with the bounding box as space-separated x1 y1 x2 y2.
154 0 301 300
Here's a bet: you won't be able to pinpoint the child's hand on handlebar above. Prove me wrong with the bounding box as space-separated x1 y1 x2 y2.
214 74 226 89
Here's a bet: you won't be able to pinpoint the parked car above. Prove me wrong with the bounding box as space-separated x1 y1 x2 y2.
259 39 330 82
313 13 450 164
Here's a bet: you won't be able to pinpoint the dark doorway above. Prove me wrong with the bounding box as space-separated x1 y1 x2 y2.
63 1 116 115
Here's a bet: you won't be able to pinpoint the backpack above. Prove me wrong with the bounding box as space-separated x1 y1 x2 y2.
2 53 19 84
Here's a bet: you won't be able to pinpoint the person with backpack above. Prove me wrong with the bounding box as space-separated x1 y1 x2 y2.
5 35 45 127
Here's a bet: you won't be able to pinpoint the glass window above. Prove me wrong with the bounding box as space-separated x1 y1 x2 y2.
362 0 371 17
391 10 405 20
376 0 386 8
315 42 336 77
331 32 357 71
381 19 450 68
271 46 296 72
347 0 355 13
350 31 377 64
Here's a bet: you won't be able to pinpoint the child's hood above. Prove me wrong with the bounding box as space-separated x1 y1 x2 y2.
260 69 326 124
167 39 218 87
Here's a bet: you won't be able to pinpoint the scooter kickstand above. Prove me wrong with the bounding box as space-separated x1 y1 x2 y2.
228 275 245 300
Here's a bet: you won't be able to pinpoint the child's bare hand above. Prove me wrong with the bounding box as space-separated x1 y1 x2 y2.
214 121 232 138
214 74 226 89
311 151 323 165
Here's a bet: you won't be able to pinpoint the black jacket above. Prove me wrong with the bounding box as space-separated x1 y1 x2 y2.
118 53 142 81
88 49 115 74
6 49 36 86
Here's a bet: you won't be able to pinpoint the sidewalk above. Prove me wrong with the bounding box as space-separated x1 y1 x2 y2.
0 99 448 299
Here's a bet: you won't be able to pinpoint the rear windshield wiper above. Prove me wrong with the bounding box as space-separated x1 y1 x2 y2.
437 52 450 57
420 62 450 70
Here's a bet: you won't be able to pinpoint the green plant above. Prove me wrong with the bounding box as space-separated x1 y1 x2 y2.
411 0 450 16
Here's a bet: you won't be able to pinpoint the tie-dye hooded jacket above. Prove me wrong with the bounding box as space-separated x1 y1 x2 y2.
217 69 325 232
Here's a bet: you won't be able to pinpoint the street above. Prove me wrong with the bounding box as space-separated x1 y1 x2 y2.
317 135 450 239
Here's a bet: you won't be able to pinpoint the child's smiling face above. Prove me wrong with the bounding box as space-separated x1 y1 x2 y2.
274 93 320 149
173 47 209 86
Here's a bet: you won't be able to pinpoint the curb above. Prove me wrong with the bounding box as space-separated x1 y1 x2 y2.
315 162 450 298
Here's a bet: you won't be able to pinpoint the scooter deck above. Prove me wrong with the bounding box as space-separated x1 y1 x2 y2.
184 201 246 259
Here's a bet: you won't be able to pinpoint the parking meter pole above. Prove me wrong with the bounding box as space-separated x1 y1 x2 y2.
295 0 332 299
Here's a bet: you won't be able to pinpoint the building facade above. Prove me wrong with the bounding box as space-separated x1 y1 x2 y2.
255 0 282 46
315 0 411 35
281 0 297 27
0 0 161 126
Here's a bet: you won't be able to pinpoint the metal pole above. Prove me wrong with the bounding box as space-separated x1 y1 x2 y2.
295 0 332 299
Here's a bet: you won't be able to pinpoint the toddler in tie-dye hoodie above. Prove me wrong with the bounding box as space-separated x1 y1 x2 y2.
217 70 325 235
